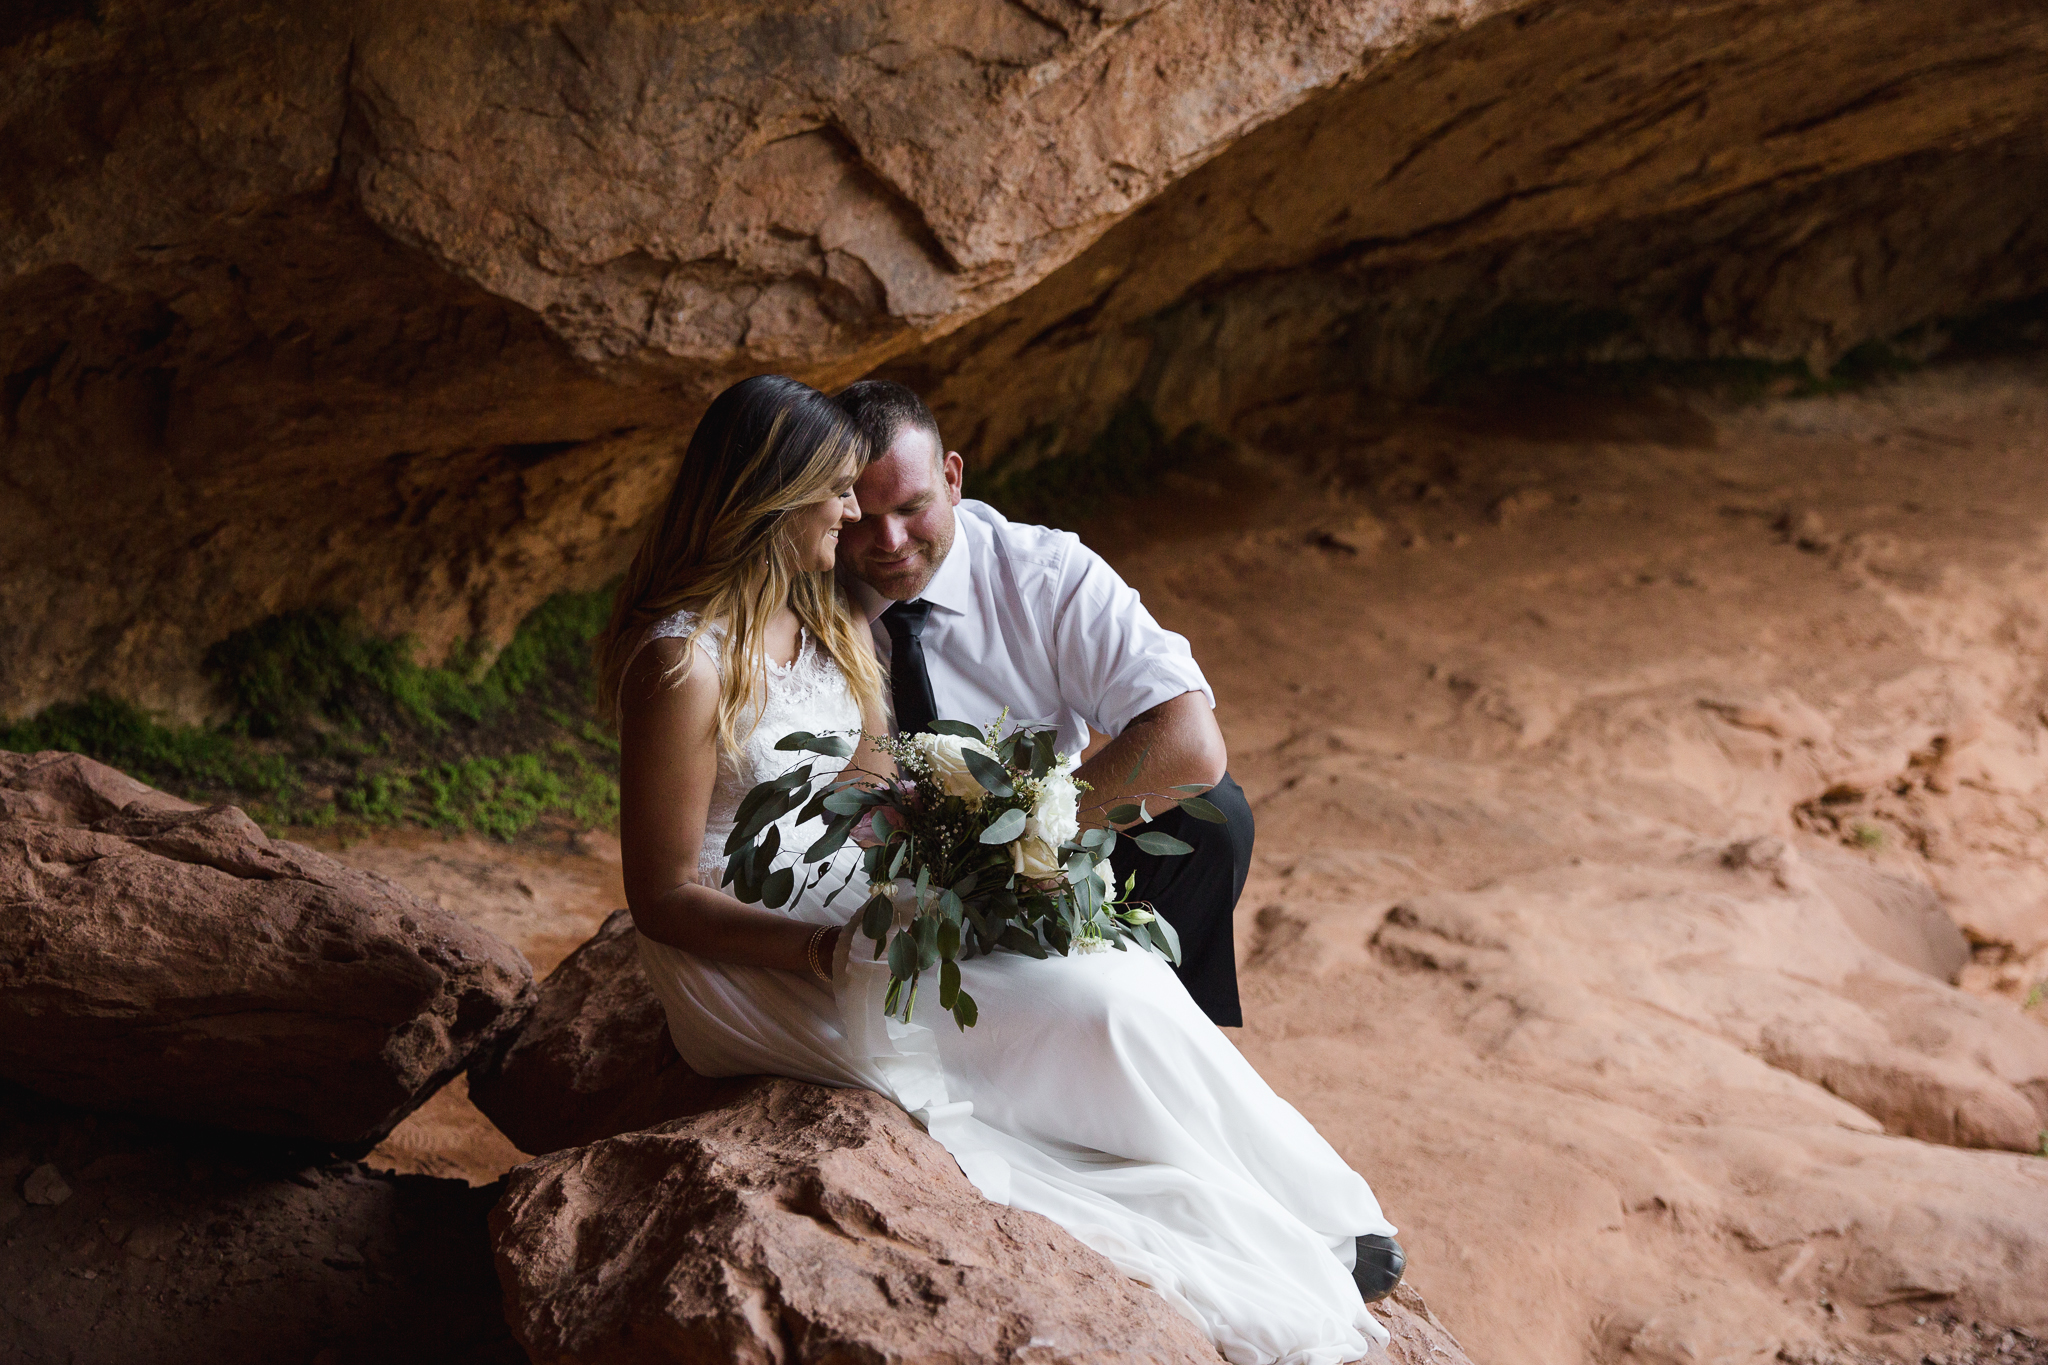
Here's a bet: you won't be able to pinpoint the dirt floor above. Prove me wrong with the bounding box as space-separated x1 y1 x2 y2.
327 355 2048 1365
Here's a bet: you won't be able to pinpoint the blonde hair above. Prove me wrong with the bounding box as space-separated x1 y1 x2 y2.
596 374 887 754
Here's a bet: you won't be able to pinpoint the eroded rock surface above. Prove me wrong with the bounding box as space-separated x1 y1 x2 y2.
5 0 2046 714
1115 361 2048 1365
0 1082 520 1365
492 1075 1471 1365
0 750 535 1147
467 906 727 1156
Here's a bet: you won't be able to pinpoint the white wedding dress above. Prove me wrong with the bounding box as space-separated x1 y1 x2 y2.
633 612 1396 1365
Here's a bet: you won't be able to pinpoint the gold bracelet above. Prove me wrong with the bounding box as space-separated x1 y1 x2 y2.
806 924 832 982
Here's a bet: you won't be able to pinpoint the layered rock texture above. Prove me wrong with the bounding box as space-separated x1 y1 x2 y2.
5 0 2047 714
0 750 535 1147
492 1075 1472 1365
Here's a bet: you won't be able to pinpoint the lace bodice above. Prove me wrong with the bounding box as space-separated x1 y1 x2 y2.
640 609 863 884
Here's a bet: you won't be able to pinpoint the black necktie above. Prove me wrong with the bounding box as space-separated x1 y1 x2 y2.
880 599 938 736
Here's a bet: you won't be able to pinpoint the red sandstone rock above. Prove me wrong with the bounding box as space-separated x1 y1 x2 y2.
6 1 2047 718
467 906 727 1155
0 751 535 1148
491 1076 1476 1365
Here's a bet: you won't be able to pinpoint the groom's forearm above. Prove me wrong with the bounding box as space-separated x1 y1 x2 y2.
1074 691 1228 825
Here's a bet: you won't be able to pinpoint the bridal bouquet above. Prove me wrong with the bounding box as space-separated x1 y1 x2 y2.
720 717 1224 1029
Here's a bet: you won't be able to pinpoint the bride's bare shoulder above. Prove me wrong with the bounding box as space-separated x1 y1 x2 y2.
619 631 719 730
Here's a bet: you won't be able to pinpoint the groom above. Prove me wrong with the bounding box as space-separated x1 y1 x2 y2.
832 380 1254 1028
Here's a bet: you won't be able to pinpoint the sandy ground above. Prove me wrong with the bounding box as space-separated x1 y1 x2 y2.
326 356 2048 1365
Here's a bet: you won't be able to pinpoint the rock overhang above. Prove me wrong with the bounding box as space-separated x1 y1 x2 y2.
4 0 2046 717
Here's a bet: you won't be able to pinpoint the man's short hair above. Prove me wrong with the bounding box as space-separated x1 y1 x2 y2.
833 379 943 466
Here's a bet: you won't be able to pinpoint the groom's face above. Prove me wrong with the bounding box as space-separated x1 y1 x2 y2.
842 425 962 601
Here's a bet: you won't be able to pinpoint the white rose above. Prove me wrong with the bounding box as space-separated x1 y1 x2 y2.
917 733 999 804
1026 767 1081 849
1011 835 1062 879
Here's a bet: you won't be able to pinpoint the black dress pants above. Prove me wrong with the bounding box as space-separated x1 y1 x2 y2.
1121 772 1252 1027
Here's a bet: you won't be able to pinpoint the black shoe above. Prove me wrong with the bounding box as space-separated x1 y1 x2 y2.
1352 1233 1405 1303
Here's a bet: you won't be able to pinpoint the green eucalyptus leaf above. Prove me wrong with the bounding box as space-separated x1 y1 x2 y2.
772 731 817 751
963 747 1015 798
997 925 1049 959
940 958 960 1009
1169 783 1214 795
822 787 879 816
861 892 892 943
1132 830 1194 856
1177 795 1227 824
979 807 1026 844
951 990 978 1029
1072 870 1101 919
1151 911 1182 965
761 866 795 909
724 779 805 854
926 719 985 740
797 784 836 824
1105 803 1143 825
937 918 960 961
803 816 855 863
887 931 918 982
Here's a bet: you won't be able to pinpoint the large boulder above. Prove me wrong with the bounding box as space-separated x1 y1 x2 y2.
0 750 536 1148
492 1075 1473 1365
0 1080 520 1365
468 906 721 1155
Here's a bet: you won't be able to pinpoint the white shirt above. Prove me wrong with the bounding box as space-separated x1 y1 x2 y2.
846 500 1213 755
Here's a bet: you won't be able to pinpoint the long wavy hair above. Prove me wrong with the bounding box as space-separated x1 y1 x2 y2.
595 374 886 754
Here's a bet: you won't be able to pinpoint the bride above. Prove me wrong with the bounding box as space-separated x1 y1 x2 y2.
595 374 1404 1365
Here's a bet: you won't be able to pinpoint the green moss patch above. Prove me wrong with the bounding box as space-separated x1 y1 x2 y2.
2 590 620 842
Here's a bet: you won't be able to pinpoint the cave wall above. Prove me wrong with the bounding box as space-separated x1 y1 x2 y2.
4 0 2046 718
883 0 2048 475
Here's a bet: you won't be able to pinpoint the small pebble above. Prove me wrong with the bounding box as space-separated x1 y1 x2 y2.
22 1164 71 1207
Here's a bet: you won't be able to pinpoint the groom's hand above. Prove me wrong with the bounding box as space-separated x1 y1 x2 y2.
1074 692 1227 826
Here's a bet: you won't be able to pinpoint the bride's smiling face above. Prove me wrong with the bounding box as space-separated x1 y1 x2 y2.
786 458 863 573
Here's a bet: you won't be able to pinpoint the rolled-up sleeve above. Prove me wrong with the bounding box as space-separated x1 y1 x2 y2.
1048 539 1213 736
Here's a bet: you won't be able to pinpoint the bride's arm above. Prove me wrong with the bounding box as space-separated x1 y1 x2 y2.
617 636 837 975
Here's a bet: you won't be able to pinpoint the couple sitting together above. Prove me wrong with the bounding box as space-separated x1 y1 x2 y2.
597 374 1403 1365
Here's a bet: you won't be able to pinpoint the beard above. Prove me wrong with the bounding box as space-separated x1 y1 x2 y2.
851 526 951 600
